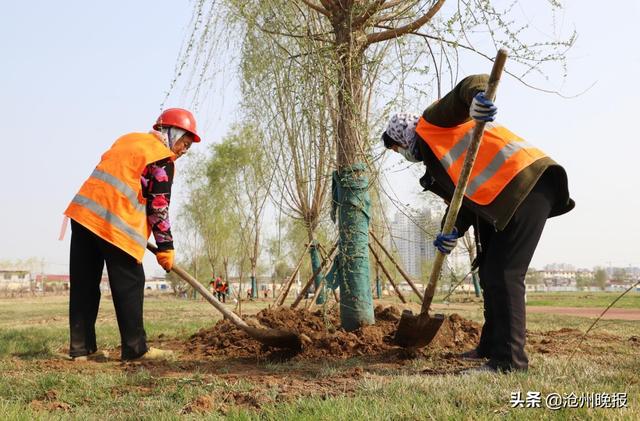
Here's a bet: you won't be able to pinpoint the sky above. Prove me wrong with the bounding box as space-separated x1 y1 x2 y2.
1 1 638 275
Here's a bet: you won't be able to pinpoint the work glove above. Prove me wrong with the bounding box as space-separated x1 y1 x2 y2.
433 229 458 254
155 249 174 272
469 91 497 122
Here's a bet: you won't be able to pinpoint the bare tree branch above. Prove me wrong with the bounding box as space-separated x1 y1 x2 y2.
366 0 446 45
380 0 411 11
299 0 331 17
319 0 339 13
373 0 418 25
353 0 385 26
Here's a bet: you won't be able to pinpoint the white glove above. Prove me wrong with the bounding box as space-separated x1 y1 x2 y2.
470 92 497 122
433 229 459 254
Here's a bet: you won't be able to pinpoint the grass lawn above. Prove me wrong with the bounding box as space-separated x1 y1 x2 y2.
0 294 638 420
524 291 640 309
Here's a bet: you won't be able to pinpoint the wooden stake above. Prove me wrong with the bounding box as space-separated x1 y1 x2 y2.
370 231 424 302
332 288 340 303
291 242 338 309
274 242 312 307
305 279 325 310
368 243 407 303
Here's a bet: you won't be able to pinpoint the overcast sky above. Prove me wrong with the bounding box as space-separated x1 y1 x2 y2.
1 1 638 275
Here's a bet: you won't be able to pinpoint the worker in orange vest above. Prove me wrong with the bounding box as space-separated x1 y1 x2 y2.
382 75 574 373
64 108 201 361
214 276 225 303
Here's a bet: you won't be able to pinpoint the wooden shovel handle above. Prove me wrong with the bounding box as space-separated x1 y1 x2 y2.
421 49 508 314
146 243 249 328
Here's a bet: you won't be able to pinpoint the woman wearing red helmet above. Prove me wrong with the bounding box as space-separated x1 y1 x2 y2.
63 108 201 361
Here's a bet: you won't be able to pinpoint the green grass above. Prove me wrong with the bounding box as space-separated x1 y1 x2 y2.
0 294 638 420
524 292 640 309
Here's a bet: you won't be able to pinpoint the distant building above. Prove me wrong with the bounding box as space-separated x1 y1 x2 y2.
390 208 437 278
541 269 577 288
606 279 638 292
145 276 172 292
0 269 31 291
33 274 112 292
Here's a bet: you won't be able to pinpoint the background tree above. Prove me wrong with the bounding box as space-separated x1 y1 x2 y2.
525 269 544 286
239 13 335 304
178 151 240 298
206 127 272 302
594 267 608 291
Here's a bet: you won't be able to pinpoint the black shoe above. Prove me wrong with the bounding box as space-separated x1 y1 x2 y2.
457 349 489 360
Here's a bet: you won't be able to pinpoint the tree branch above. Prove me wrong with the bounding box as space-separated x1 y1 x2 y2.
379 0 410 11
385 26 590 98
319 0 338 13
366 0 446 45
373 1 417 25
353 0 385 26
299 0 331 17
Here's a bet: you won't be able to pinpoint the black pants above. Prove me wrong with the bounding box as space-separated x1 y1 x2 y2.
69 220 148 360
216 291 226 303
474 172 557 371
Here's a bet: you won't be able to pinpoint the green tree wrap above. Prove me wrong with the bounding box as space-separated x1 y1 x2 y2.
472 271 481 298
331 163 374 331
309 241 326 304
250 276 257 299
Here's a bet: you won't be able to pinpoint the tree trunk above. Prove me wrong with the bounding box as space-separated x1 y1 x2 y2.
332 24 374 330
307 230 325 305
250 224 260 299
223 256 230 294
463 232 481 297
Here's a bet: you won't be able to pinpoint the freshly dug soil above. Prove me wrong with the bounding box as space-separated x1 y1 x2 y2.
186 305 481 360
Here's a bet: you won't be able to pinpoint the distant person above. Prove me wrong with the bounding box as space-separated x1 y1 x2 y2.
64 108 201 361
221 279 229 303
209 274 217 295
215 276 225 303
210 274 222 299
382 75 574 373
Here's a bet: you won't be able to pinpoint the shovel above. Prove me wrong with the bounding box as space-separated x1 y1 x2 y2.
147 243 303 351
394 49 508 348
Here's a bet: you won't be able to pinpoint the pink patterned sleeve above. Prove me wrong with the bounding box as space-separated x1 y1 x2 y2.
141 158 174 250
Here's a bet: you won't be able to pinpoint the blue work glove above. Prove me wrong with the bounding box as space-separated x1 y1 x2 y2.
469 91 497 122
433 229 458 254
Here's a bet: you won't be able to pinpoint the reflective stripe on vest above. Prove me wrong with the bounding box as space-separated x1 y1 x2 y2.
70 194 147 249
416 117 547 205
90 169 145 214
64 132 174 260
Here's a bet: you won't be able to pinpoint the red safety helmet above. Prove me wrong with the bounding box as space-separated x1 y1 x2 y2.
153 108 201 142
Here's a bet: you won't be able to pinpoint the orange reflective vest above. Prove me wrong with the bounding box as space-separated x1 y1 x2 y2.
415 117 547 205
65 133 175 261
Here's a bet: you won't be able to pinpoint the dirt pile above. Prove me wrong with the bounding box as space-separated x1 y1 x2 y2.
186 305 481 360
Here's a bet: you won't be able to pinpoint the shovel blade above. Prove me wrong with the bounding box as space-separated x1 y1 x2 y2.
242 326 303 351
394 310 445 348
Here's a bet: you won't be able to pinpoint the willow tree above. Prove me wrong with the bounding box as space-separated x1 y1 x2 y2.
178 151 241 292
174 0 574 330
207 127 272 300
238 11 336 305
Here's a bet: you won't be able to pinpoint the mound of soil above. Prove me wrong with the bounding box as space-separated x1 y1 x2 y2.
186 305 481 360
